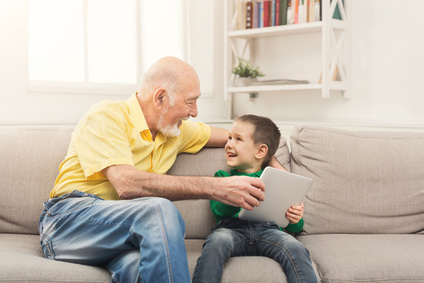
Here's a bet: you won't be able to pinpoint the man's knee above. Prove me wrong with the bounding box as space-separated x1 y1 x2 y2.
144 198 181 219
133 197 185 234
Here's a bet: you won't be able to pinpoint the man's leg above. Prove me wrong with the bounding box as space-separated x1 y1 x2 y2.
105 250 141 283
255 223 318 283
39 191 190 283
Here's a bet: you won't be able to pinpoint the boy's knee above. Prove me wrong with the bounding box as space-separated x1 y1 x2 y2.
208 228 236 246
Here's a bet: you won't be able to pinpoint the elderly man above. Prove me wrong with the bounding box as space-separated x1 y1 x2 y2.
39 57 278 282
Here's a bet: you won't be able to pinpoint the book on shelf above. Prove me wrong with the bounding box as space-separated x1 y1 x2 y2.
246 1 253 28
275 0 280 26
233 0 325 31
279 0 288 25
252 79 309 85
287 0 293 24
263 0 270 27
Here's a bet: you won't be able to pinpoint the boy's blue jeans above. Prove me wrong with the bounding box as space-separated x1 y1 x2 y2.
39 190 190 283
192 217 318 283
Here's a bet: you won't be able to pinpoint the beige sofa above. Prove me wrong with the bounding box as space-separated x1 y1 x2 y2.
1 125 423 282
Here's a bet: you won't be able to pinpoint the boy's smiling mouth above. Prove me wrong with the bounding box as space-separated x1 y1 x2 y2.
226 152 237 158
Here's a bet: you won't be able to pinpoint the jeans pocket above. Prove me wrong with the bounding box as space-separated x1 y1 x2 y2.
40 233 55 260
47 196 96 218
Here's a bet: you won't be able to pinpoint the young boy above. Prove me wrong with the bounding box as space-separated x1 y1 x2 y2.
192 115 318 283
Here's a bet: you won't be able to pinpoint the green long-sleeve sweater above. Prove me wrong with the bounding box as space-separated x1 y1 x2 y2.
210 169 304 234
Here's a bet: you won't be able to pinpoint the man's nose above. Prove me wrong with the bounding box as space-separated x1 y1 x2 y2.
189 102 198 118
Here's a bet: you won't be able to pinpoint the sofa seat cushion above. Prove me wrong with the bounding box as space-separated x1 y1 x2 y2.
0 234 110 282
298 234 424 283
185 239 289 282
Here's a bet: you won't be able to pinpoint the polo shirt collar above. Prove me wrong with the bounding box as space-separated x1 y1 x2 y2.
128 92 152 140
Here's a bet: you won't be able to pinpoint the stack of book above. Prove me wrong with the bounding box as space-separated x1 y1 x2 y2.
235 0 343 30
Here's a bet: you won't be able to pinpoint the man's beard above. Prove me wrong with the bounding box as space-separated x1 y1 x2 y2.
157 110 187 137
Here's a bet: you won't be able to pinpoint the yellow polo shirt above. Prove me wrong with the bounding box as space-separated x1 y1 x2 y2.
50 93 211 200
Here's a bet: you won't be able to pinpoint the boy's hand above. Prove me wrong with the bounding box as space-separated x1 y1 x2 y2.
286 202 304 224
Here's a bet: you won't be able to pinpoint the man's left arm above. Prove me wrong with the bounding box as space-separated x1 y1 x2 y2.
205 126 228 147
269 156 287 171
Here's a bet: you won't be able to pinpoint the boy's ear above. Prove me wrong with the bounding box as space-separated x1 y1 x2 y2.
153 88 166 109
255 144 268 160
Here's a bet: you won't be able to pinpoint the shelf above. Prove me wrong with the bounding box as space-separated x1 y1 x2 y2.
228 82 346 94
228 19 346 39
228 22 322 38
224 0 350 103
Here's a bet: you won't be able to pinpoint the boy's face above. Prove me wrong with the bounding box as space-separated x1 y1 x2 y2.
225 121 262 173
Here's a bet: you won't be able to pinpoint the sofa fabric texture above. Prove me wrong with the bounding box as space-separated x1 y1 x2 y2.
1 125 423 282
291 126 424 235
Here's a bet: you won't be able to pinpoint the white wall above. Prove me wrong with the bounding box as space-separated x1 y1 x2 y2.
2 0 424 129
231 0 424 128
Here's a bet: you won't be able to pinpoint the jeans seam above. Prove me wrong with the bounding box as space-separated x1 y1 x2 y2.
155 203 173 283
259 238 304 283
40 233 56 260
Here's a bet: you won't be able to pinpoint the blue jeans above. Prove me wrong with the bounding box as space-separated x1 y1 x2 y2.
39 190 190 283
192 218 318 283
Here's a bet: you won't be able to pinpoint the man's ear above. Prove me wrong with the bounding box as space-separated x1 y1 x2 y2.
153 88 166 109
255 144 268 160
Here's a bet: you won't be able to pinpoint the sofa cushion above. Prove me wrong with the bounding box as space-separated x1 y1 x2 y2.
0 234 110 282
291 126 424 234
185 239 289 282
0 126 73 234
298 234 424 283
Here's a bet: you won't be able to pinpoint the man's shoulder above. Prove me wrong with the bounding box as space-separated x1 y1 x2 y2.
80 100 130 125
88 100 129 116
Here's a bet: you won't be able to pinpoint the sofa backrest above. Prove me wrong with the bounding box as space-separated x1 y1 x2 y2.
0 126 74 234
0 125 291 238
290 126 424 234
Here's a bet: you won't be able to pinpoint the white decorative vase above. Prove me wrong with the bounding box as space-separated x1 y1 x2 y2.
235 77 255 87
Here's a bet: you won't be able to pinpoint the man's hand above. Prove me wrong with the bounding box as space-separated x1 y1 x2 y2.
286 202 304 224
212 176 266 211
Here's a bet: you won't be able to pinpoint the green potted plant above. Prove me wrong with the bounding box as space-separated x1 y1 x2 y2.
232 57 265 86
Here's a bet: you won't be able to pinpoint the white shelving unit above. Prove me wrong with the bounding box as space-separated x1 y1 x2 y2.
224 0 350 101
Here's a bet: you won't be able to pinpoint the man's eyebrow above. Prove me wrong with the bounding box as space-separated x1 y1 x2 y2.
187 95 201 101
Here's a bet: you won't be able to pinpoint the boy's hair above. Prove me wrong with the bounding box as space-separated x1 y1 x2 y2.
235 114 281 168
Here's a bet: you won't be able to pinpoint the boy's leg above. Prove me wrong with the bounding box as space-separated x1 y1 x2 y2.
255 223 318 283
39 191 190 283
192 219 248 283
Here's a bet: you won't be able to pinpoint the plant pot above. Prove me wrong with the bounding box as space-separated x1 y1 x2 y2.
234 77 255 87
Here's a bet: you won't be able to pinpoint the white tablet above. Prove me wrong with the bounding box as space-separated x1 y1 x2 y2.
238 166 313 227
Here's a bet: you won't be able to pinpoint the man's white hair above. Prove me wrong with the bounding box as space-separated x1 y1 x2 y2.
139 57 198 106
